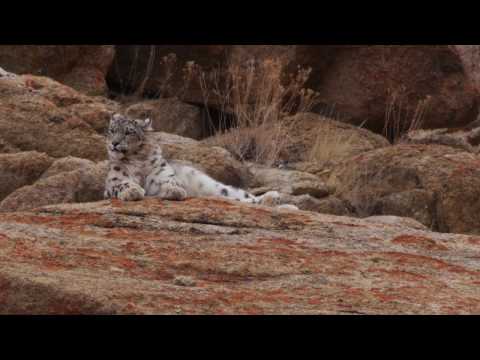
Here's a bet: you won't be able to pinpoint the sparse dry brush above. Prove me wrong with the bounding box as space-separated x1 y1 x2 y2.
195 56 320 166
383 88 432 143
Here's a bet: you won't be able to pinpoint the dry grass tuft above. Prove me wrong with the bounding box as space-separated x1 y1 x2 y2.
194 56 320 166
383 89 432 143
307 113 367 166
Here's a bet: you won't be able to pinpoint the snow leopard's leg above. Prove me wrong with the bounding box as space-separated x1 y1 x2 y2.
104 164 145 201
145 157 187 201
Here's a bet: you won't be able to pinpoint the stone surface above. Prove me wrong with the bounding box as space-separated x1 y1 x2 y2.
329 144 480 234
294 45 479 133
0 152 54 202
124 98 206 139
0 161 108 213
0 45 115 96
1 198 480 314
0 74 116 161
249 165 333 198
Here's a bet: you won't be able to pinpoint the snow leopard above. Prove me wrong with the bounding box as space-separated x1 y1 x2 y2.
104 113 297 209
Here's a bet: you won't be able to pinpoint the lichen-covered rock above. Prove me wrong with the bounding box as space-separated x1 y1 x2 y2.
329 144 480 234
1 198 480 314
0 45 115 95
0 152 54 202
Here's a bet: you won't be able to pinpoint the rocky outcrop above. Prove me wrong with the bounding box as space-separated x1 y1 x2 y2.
0 74 117 161
329 144 480 235
0 159 108 213
454 45 480 93
249 165 333 198
0 45 115 96
400 126 480 153
0 152 54 202
294 45 479 133
1 198 480 314
107 45 227 99
124 98 206 139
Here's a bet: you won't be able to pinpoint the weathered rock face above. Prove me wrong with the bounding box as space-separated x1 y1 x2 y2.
454 45 480 93
0 152 54 202
107 45 227 100
249 165 333 198
0 74 117 161
400 126 480 153
0 45 115 96
124 98 207 139
294 45 479 133
107 45 294 103
329 144 480 235
1 198 480 314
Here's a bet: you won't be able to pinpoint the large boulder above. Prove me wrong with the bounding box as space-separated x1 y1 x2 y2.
0 159 108 212
1 198 480 314
124 98 206 139
0 45 115 96
294 45 480 133
107 45 227 100
107 45 296 105
0 74 117 161
329 144 480 235
454 45 480 93
0 152 54 202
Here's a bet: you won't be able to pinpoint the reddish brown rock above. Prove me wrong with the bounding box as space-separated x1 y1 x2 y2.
0 152 54 202
124 98 206 139
294 45 479 133
0 45 115 96
329 144 480 234
1 198 480 314
454 45 480 93
0 74 116 161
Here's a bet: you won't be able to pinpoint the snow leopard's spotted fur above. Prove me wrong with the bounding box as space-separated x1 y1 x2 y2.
104 114 296 209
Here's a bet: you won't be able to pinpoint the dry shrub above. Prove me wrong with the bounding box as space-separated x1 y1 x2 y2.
195 56 320 166
383 89 432 143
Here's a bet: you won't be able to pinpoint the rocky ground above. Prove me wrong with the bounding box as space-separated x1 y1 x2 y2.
2 45 480 314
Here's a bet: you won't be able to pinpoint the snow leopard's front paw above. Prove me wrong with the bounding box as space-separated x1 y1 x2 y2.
159 183 187 201
258 191 281 207
117 184 145 202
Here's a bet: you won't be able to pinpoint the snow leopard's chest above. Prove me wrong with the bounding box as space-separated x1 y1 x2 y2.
121 157 157 188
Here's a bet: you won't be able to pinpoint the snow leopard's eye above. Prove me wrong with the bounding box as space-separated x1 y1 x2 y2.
125 127 135 135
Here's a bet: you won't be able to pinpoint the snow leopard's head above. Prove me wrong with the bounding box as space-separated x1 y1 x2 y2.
106 113 153 158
